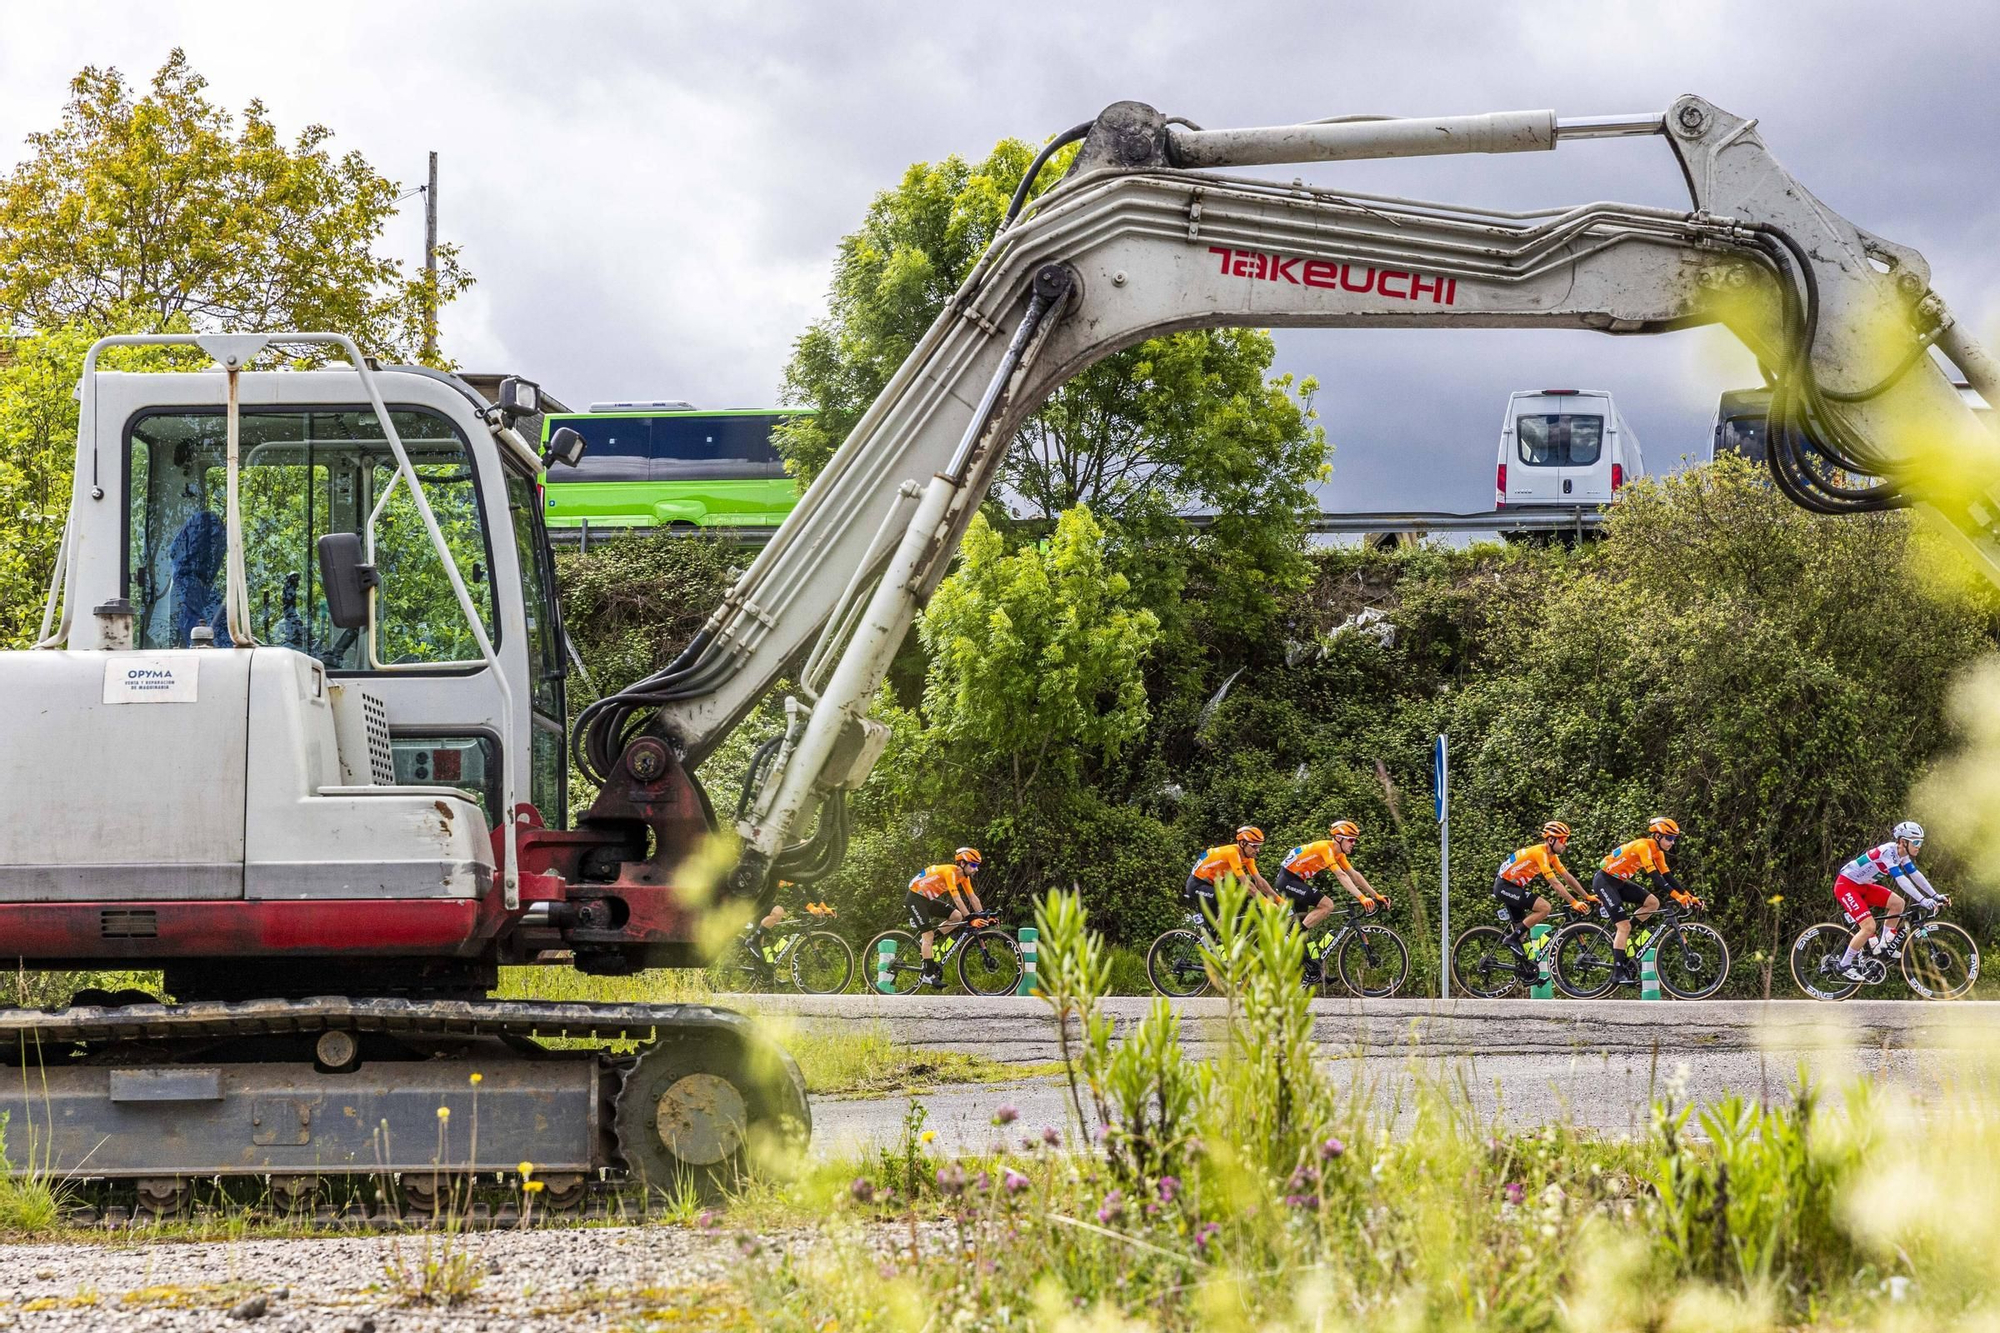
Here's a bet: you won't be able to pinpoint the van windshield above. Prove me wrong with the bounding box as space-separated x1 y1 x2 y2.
1516 414 1603 467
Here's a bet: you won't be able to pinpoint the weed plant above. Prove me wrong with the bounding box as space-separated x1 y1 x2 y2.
739 882 2000 1331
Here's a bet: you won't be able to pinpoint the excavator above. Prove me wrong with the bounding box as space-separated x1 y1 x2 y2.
2 93 1996 1216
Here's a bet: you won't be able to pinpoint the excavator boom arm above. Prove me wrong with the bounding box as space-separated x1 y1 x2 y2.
581 94 2000 883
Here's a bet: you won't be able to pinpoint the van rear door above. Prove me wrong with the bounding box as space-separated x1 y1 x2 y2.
1561 395 1611 503
1507 394 1575 505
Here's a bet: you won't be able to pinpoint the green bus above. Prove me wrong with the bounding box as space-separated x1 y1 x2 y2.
538 405 806 533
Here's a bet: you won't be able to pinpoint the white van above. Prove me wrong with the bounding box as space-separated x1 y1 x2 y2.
1494 389 1644 508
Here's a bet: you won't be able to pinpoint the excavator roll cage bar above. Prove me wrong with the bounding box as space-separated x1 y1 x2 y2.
572 93 2000 896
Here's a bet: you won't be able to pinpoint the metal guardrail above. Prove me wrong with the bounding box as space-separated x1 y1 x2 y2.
549 506 1608 551
1305 506 1607 536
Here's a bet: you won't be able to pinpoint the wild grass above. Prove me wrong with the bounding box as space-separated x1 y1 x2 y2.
774 1020 1061 1097
724 881 2000 1332
0 1110 66 1235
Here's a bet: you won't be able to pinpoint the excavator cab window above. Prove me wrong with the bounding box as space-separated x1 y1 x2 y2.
506 469 569 827
125 407 497 667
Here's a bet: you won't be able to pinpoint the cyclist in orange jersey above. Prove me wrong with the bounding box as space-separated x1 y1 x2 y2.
1278 820 1385 928
1184 826 1277 915
1277 820 1388 983
907 848 985 989
1492 821 1591 953
1593 817 1684 985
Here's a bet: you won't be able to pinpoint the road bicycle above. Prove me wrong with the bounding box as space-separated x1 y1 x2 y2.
863 913 1024 996
1146 909 1219 998
1150 895 1410 999
1788 899 1980 1001
1549 889 1730 1000
1303 896 1410 998
715 901 856 994
1450 895 1598 999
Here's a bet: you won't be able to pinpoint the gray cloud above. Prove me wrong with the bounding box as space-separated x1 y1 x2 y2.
2 1 1995 513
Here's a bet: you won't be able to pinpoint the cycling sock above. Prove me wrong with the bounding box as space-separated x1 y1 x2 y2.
1839 945 1860 968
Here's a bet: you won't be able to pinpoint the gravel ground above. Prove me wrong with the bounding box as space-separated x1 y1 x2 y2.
0 1225 801 1331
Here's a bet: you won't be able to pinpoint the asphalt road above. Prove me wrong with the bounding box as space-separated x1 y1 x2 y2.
769 995 1997 1155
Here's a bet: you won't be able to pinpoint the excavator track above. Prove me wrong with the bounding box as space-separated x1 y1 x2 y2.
0 997 810 1227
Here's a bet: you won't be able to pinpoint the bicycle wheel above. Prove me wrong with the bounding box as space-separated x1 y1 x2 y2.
1550 922 1618 999
1902 920 1979 1000
1789 922 1862 1001
861 930 924 995
790 931 856 994
1451 926 1526 999
957 928 1024 996
1147 929 1212 998
1336 925 1410 998
1653 923 1729 1000
712 942 774 994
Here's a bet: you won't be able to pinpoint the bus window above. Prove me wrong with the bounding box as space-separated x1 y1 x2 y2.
653 415 786 480
1715 414 1768 463
565 417 653 483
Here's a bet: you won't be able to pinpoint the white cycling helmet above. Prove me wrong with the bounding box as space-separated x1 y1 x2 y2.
1893 820 1925 844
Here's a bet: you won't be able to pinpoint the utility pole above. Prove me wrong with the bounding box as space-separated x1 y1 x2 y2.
422 151 439 363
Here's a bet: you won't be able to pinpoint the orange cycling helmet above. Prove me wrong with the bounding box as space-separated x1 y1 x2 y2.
1648 817 1680 837
1541 820 1572 840
955 847 982 866
1236 825 1265 844
1329 820 1360 839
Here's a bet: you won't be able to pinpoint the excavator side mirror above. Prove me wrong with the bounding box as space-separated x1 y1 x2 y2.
496 376 541 421
542 425 587 469
318 533 379 630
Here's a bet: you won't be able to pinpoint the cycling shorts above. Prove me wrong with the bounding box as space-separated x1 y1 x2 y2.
1274 867 1329 914
1833 873 1893 924
1591 869 1651 924
1491 874 1536 925
906 890 959 931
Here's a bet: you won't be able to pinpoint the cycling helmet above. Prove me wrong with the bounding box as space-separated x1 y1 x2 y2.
1541 820 1572 841
1329 820 1360 839
1236 825 1265 844
955 847 983 867
1648 817 1681 837
1893 820 1925 845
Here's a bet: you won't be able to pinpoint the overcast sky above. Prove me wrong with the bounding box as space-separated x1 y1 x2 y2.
4 2 1998 514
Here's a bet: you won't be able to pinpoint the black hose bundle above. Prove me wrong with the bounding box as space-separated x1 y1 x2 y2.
1748 224 1920 516
570 627 729 785
772 791 849 884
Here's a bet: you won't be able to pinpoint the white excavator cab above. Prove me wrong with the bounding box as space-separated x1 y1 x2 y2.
5 337 573 997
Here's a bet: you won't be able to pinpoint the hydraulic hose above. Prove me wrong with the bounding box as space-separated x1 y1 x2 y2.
1004 122 1094 227
1744 224 1907 515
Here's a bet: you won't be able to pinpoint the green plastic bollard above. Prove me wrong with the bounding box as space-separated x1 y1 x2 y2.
1529 922 1554 999
875 936 899 994
1016 926 1039 997
1639 940 1662 1000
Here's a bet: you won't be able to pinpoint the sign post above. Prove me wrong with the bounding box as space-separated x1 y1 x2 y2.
1434 734 1449 1000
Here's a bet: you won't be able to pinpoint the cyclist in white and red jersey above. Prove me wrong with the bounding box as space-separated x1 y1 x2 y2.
1829 821 1946 982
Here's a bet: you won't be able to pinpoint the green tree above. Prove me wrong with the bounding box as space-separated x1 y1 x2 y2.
0 329 86 645
917 506 1161 813
0 49 469 359
776 136 1327 632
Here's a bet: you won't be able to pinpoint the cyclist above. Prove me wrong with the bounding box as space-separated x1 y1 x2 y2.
1493 820 1592 963
1829 820 1947 982
738 879 798 974
1276 821 1388 981
908 848 985 989
1594 817 1685 986
1185 826 1278 920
